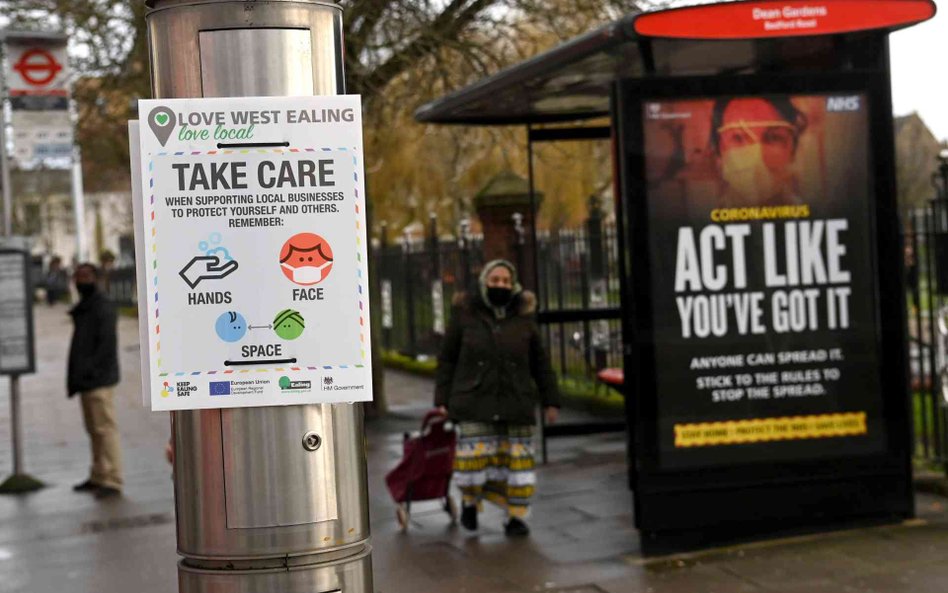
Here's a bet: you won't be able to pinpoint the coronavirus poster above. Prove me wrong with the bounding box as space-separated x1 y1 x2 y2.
643 93 885 468
133 95 372 411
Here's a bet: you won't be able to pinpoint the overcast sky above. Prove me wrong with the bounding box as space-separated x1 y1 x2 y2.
890 5 947 142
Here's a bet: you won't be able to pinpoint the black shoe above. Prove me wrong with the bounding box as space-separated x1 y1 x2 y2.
505 517 530 537
460 504 478 531
94 486 122 499
73 479 99 492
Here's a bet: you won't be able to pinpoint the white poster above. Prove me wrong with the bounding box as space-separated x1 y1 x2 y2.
0 251 32 374
135 95 372 411
10 110 73 170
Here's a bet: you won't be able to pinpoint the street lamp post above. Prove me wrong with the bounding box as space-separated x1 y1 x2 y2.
143 2 374 591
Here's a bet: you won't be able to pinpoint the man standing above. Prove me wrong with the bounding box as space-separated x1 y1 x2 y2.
68 263 123 498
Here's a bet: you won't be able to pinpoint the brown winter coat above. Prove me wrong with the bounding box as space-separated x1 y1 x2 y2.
434 291 559 425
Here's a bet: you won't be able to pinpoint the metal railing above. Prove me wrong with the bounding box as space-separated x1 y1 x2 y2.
908 153 948 470
374 210 624 386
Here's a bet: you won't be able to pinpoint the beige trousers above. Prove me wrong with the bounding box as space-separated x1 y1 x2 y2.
79 387 123 490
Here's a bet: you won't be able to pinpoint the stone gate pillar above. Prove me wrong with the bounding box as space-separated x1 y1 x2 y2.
473 171 542 290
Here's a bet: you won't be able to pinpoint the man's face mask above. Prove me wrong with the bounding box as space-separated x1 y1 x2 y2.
76 281 96 297
721 142 780 203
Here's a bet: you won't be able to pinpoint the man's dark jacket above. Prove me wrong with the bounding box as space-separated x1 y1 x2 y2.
435 291 559 425
68 291 119 397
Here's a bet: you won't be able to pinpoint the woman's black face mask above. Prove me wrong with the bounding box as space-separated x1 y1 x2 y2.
487 286 513 307
76 282 96 298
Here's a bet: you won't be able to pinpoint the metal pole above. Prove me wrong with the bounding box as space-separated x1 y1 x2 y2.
0 102 11 238
526 125 540 292
0 41 20 481
9 375 20 475
70 144 87 262
403 229 417 357
144 2 372 591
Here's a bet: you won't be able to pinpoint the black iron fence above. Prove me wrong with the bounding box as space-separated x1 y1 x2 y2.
105 267 137 308
376 227 485 359
375 209 624 389
908 205 948 469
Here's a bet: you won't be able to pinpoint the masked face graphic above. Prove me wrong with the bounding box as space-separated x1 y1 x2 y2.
279 233 334 285
717 99 798 204
721 143 779 203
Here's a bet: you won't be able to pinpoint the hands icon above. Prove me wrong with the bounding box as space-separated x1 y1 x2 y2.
179 255 239 289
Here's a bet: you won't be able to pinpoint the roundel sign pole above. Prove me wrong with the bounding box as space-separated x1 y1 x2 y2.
0 30 85 262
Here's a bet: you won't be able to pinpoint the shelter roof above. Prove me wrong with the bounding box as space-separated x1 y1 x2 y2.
415 0 936 126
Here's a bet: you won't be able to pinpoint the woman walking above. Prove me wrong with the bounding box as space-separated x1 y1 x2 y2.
435 259 559 536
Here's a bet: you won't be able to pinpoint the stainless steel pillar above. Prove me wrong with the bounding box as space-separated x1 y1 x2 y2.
143 2 372 591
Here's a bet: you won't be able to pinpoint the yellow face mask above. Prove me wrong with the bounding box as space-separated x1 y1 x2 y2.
721 143 779 203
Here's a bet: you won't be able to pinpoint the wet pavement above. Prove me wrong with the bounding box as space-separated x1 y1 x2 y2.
1 305 948 592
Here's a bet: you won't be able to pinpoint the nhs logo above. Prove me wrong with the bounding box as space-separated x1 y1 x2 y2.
826 96 861 112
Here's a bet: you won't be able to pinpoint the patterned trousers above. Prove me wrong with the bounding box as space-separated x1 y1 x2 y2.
454 422 535 519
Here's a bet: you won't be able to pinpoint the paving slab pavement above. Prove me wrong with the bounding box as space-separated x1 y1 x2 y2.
0 305 948 592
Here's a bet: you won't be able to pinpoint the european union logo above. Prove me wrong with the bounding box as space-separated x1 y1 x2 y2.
209 381 231 396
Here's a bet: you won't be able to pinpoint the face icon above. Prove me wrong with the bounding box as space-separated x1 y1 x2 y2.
717 98 798 203
279 233 334 286
273 309 305 340
215 311 247 343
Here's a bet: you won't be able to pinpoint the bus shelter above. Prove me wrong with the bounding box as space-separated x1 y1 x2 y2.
416 0 936 553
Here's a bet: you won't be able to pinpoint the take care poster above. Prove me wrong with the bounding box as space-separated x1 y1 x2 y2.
134 95 372 411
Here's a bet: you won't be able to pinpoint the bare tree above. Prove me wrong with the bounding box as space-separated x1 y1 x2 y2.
0 0 643 190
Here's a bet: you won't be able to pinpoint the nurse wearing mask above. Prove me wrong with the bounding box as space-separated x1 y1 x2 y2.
434 260 560 537
711 97 807 207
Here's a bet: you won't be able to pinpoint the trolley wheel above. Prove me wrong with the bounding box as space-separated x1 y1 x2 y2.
445 496 458 524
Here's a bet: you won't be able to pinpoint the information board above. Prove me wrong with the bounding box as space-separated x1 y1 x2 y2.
641 91 884 469
0 249 35 375
134 95 372 411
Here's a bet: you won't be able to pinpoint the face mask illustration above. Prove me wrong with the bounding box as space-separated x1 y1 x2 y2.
721 143 780 203
281 259 333 284
279 239 334 285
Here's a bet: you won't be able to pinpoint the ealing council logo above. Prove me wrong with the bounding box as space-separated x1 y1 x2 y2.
160 381 174 398
279 376 312 392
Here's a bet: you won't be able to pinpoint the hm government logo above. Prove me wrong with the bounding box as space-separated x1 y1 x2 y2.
323 376 333 387
148 106 176 146
279 376 312 392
